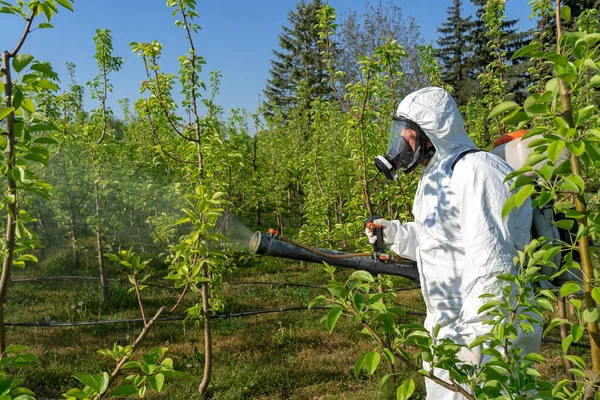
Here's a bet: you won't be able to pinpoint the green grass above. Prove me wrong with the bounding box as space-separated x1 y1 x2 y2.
8 247 426 399
6 244 587 399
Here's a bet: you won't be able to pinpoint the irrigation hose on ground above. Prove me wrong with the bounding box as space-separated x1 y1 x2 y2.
5 306 584 349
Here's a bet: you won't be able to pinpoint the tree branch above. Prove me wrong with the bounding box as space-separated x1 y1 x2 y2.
9 8 37 57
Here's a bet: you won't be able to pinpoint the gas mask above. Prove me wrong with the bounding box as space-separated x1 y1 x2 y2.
375 116 435 180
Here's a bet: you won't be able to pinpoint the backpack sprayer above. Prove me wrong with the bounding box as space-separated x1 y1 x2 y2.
248 216 419 282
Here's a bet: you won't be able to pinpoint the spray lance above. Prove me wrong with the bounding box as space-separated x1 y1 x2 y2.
248 225 419 282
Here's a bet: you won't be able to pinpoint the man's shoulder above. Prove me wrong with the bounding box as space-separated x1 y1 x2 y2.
451 151 514 183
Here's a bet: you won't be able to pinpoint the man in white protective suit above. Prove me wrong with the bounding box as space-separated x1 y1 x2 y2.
366 87 542 399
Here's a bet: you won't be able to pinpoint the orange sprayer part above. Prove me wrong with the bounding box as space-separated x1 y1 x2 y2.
366 221 382 231
492 130 528 149
267 228 280 236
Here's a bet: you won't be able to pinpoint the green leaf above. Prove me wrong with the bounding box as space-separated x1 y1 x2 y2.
584 33 600 45
525 103 548 115
548 140 565 163
73 373 99 392
525 367 542 377
63 388 89 399
55 0 73 11
308 295 326 309
524 353 546 363
364 351 380 375
502 196 516 220
575 105 596 127
397 379 415 400
524 152 547 168
353 292 365 311
121 361 141 368
327 306 342 333
514 184 535 207
28 122 57 132
23 152 48 165
560 175 585 195
561 5 571 21
571 323 585 342
546 78 558 93
545 52 569 67
348 270 374 283
12 54 34 73
96 372 109 394
554 116 570 129
21 98 34 113
113 385 139 396
35 78 58 91
33 137 58 144
382 348 395 365
13 87 23 109
380 374 393 390
584 141 600 162
566 141 585 156
0 6 16 14
564 355 586 369
554 219 574 231
536 298 554 312
148 373 165 392
592 287 600 304
583 59 599 72
562 334 573 352
141 354 155 366
354 354 365 376
512 42 541 59
4 345 29 354
0 107 15 121
583 308 599 323
488 101 520 119
560 281 581 297
558 73 577 83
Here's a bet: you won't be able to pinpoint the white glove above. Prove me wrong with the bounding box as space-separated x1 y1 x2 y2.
364 218 397 245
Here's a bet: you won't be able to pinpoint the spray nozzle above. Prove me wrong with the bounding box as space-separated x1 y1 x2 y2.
267 228 280 239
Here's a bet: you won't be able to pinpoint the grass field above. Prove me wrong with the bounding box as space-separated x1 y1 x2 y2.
5 244 587 399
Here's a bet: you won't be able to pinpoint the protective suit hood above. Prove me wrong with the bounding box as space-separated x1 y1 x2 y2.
396 87 475 162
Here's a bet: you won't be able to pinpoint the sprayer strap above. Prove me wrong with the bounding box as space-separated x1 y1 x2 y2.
450 149 484 175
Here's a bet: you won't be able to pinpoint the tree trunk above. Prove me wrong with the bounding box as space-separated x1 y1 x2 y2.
0 51 17 353
555 0 600 380
136 218 146 253
198 261 212 393
255 203 261 226
558 296 576 387
35 207 47 262
94 180 107 304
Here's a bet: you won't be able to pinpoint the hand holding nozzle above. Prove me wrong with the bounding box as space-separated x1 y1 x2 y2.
365 215 396 262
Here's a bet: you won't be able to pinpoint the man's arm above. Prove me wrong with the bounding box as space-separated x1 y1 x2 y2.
388 221 419 261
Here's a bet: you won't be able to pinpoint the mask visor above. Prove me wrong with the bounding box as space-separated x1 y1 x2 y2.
386 116 424 173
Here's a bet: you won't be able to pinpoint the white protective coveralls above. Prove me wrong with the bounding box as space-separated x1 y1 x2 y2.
388 87 542 399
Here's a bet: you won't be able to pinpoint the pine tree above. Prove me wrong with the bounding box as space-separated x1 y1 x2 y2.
263 0 331 117
435 0 475 106
469 0 531 97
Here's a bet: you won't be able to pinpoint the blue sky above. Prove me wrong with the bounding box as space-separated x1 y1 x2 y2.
3 0 536 118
